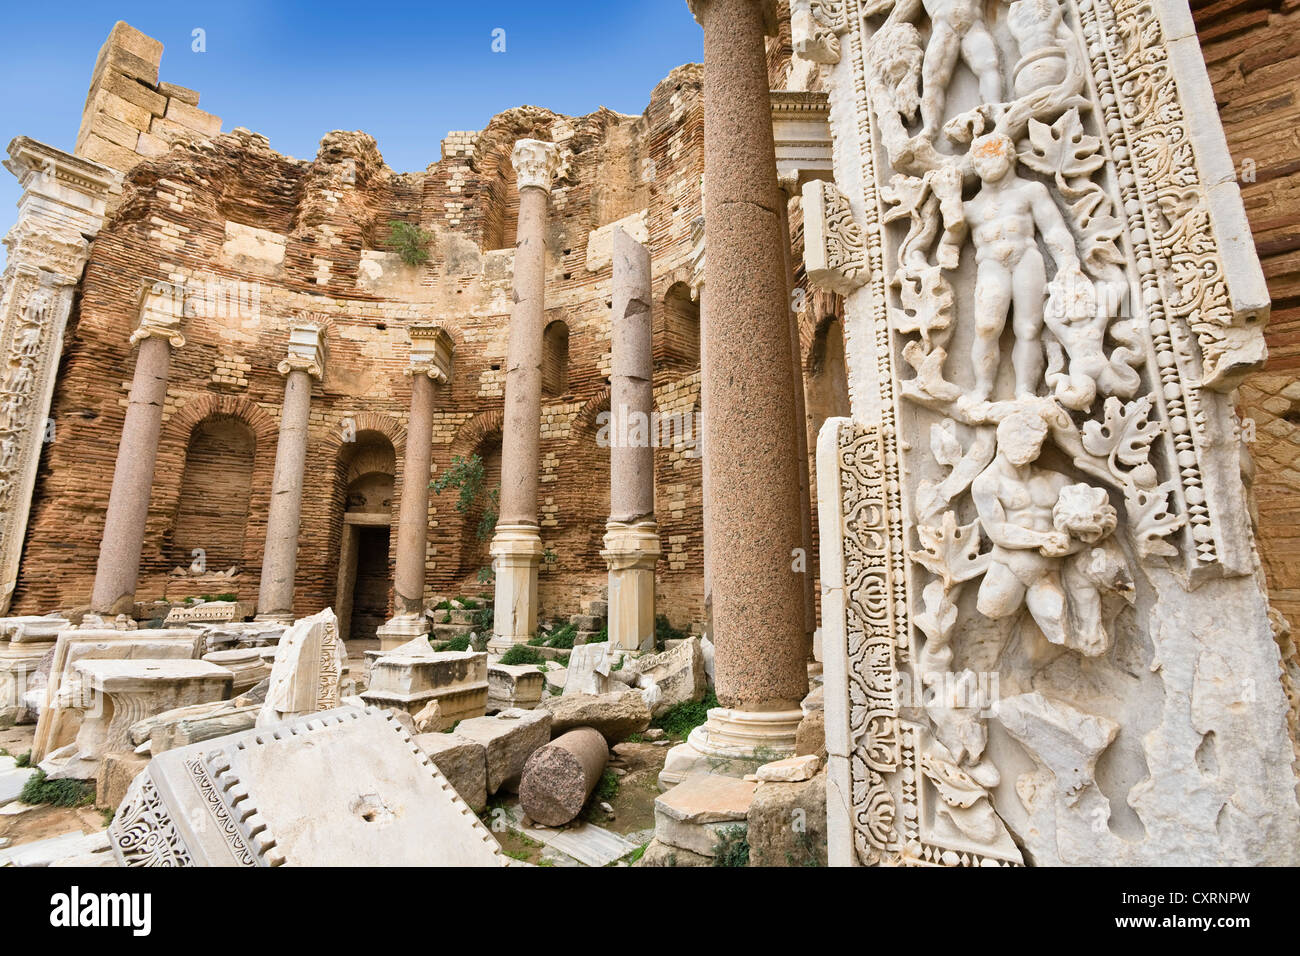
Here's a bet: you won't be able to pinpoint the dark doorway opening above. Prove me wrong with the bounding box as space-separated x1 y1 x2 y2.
349 525 391 643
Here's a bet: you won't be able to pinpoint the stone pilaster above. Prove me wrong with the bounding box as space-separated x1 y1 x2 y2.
489 139 559 652
255 322 325 623
665 0 806 783
89 286 186 618
378 325 452 650
0 138 118 614
602 228 660 651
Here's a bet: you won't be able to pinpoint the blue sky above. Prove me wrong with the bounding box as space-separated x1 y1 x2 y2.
0 0 703 252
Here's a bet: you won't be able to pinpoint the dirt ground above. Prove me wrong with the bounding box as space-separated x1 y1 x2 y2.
0 723 109 851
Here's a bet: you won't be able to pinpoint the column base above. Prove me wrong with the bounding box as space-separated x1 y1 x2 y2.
658 706 802 790
376 613 430 652
602 520 661 653
487 524 542 654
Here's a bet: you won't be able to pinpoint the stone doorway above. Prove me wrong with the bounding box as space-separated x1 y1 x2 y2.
335 460 395 644
347 524 391 644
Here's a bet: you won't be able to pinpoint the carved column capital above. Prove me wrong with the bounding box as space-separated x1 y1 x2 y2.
511 139 560 194
687 0 779 35
130 283 187 348
405 324 453 383
277 322 326 380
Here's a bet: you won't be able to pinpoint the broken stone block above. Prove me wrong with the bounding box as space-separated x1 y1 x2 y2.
148 702 260 755
540 690 650 744
202 647 271 695
626 636 706 717
412 699 442 733
488 662 545 712
520 727 609 826
108 706 505 866
454 708 551 794
97 751 148 809
654 773 756 858
634 836 711 867
413 731 488 812
360 642 487 727
795 709 826 760
562 642 621 696
746 772 828 867
163 600 253 626
755 753 821 783
257 608 345 727
192 620 286 654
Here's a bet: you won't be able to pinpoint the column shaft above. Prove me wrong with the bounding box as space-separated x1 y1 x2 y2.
90 335 173 616
394 373 435 616
604 229 660 651
490 141 556 651
256 368 313 621
498 186 547 527
699 0 808 711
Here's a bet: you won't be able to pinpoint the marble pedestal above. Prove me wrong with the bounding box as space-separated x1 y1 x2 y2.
658 706 802 790
44 658 232 780
488 524 542 653
361 643 488 729
602 521 661 653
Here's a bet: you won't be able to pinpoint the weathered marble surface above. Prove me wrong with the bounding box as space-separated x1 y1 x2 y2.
807 0 1300 866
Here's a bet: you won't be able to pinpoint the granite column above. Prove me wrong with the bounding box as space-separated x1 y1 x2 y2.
255 323 325 623
489 139 560 652
602 229 661 652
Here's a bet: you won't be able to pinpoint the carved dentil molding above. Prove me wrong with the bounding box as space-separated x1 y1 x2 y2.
277 322 326 380
511 139 561 195
802 179 870 294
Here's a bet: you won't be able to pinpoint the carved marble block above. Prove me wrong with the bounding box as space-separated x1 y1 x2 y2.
808 0 1299 866
108 706 506 867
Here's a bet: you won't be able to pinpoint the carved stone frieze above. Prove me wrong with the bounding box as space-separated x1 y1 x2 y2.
819 0 1299 867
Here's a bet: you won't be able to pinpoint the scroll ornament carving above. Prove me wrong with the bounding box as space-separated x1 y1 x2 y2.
277 323 326 380
792 0 852 63
803 179 870 295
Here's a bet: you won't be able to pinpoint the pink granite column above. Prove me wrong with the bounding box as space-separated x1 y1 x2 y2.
693 0 806 711
602 228 661 651
394 372 435 615
489 139 559 651
378 325 451 650
256 324 325 622
90 319 180 618
661 0 806 785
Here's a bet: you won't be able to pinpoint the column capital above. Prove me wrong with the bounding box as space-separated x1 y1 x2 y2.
406 324 453 383
511 139 560 194
130 282 187 348
686 0 779 35
277 322 326 380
